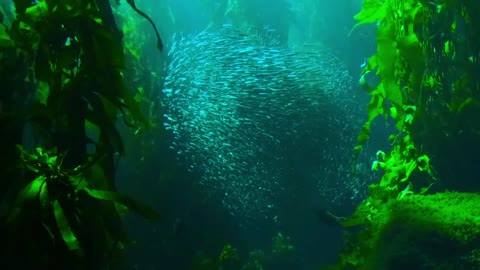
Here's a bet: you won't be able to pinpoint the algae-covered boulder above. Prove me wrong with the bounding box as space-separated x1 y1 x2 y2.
331 192 480 270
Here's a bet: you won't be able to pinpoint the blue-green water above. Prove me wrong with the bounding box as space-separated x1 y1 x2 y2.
115 1 385 269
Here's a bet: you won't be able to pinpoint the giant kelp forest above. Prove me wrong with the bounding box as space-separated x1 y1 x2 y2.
1 0 480 270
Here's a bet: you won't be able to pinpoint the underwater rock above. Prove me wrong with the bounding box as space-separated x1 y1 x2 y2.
333 192 480 270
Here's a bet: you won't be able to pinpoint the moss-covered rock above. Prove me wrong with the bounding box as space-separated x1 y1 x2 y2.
329 192 480 270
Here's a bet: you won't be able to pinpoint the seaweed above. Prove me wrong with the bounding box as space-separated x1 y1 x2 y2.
0 0 162 269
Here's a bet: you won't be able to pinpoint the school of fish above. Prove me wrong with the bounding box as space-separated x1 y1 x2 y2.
161 25 372 223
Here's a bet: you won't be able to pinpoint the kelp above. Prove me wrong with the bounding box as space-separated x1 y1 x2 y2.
327 0 480 269
125 0 163 51
7 146 159 257
0 0 162 269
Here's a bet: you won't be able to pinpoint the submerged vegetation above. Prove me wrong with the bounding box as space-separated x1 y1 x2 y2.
192 232 294 270
327 0 480 269
0 0 162 269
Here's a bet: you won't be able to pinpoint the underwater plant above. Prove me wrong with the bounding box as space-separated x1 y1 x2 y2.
0 0 162 269
191 232 295 270
325 0 480 269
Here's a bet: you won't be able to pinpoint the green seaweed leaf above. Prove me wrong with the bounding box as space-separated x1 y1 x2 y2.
82 188 160 222
53 200 81 252
376 24 402 107
19 175 46 203
352 0 386 29
125 0 163 51
37 82 50 105
0 24 14 48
